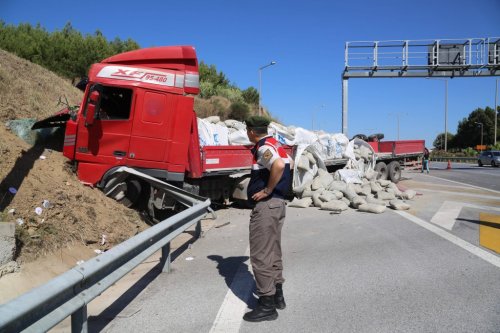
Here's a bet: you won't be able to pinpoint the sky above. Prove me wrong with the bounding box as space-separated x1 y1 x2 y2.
1 0 499 147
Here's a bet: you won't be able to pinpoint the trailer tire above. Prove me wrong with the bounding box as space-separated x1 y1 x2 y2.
388 161 402 183
374 161 388 180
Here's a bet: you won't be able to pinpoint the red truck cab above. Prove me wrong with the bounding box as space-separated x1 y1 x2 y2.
64 46 201 186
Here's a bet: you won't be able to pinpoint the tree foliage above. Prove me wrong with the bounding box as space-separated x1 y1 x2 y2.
451 107 497 149
228 101 250 121
0 21 139 81
242 87 259 105
432 132 455 150
0 21 261 117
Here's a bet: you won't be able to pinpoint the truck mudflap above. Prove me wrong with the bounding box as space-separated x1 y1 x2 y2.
103 167 216 220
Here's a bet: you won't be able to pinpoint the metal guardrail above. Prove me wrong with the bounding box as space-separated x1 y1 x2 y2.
0 195 211 333
430 157 477 163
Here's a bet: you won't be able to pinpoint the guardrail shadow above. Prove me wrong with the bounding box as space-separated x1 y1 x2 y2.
87 231 201 332
207 255 257 308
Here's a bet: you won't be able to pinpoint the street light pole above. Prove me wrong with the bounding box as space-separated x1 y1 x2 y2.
444 79 448 152
426 78 448 152
258 61 277 116
312 104 325 131
389 112 407 140
495 79 498 145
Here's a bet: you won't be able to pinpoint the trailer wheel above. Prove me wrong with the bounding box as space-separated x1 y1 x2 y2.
375 161 388 180
388 161 402 183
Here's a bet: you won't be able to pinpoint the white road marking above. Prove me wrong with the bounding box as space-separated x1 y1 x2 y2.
210 247 253 333
431 201 463 230
430 201 500 230
414 188 500 200
395 211 500 268
422 174 500 195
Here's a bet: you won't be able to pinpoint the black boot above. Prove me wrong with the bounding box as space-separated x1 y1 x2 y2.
243 295 278 322
275 283 286 310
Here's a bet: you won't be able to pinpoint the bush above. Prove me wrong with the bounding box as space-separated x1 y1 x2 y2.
215 86 244 104
228 101 250 121
462 147 478 157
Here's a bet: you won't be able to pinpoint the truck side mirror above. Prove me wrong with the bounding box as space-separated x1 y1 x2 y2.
85 91 100 127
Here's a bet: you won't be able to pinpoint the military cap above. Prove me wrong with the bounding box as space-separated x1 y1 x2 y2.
245 115 271 128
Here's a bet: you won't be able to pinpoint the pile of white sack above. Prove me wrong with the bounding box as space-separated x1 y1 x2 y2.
290 140 416 214
197 116 350 161
197 116 416 214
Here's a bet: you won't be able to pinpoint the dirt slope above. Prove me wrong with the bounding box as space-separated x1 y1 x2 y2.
0 49 148 264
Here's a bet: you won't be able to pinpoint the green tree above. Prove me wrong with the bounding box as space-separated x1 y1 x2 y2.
453 107 496 149
242 87 259 105
433 132 455 150
199 61 230 87
228 101 250 121
0 22 140 81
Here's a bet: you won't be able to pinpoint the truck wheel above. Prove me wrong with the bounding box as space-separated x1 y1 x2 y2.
388 161 402 183
375 161 388 180
478 160 483 167
103 176 143 208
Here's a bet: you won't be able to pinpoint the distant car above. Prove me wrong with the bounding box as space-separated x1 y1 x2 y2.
478 150 500 167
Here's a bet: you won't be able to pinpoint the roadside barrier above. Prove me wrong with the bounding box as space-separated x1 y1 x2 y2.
0 195 211 333
430 157 477 163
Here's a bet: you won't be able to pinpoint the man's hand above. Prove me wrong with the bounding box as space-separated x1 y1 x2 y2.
252 189 269 202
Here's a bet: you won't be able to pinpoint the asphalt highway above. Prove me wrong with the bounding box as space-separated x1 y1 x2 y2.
91 170 500 333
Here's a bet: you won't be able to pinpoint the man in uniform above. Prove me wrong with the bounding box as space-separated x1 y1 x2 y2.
243 116 290 322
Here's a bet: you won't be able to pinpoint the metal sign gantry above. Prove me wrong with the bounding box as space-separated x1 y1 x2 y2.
341 37 500 136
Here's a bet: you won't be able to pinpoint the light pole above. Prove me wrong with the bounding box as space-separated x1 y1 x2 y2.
258 61 276 116
312 104 325 131
427 78 448 152
388 112 407 140
495 79 498 145
475 122 484 148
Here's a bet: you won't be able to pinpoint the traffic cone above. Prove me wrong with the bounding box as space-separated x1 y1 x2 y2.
447 160 451 170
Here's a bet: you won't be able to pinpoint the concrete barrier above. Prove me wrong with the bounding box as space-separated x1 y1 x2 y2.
0 222 15 266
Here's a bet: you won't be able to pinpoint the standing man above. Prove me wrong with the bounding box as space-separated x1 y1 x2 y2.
243 116 290 322
422 147 430 174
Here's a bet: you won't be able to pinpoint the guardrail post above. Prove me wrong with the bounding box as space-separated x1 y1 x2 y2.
71 305 88 333
161 243 171 273
195 221 202 239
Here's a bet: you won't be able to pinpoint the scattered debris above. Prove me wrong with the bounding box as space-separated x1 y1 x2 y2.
101 234 107 246
185 256 194 261
34 207 43 216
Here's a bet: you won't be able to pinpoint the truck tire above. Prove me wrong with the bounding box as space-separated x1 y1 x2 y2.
103 176 144 208
388 161 402 183
375 161 388 180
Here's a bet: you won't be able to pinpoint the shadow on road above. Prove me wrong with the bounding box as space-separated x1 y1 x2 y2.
87 233 200 332
207 255 257 308
456 218 500 229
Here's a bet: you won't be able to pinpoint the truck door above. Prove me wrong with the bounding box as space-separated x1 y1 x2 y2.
75 84 134 166
128 90 193 171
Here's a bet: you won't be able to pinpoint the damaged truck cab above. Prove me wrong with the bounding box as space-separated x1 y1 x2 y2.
62 46 250 220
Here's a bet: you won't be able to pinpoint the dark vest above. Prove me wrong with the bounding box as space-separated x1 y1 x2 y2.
247 136 291 205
